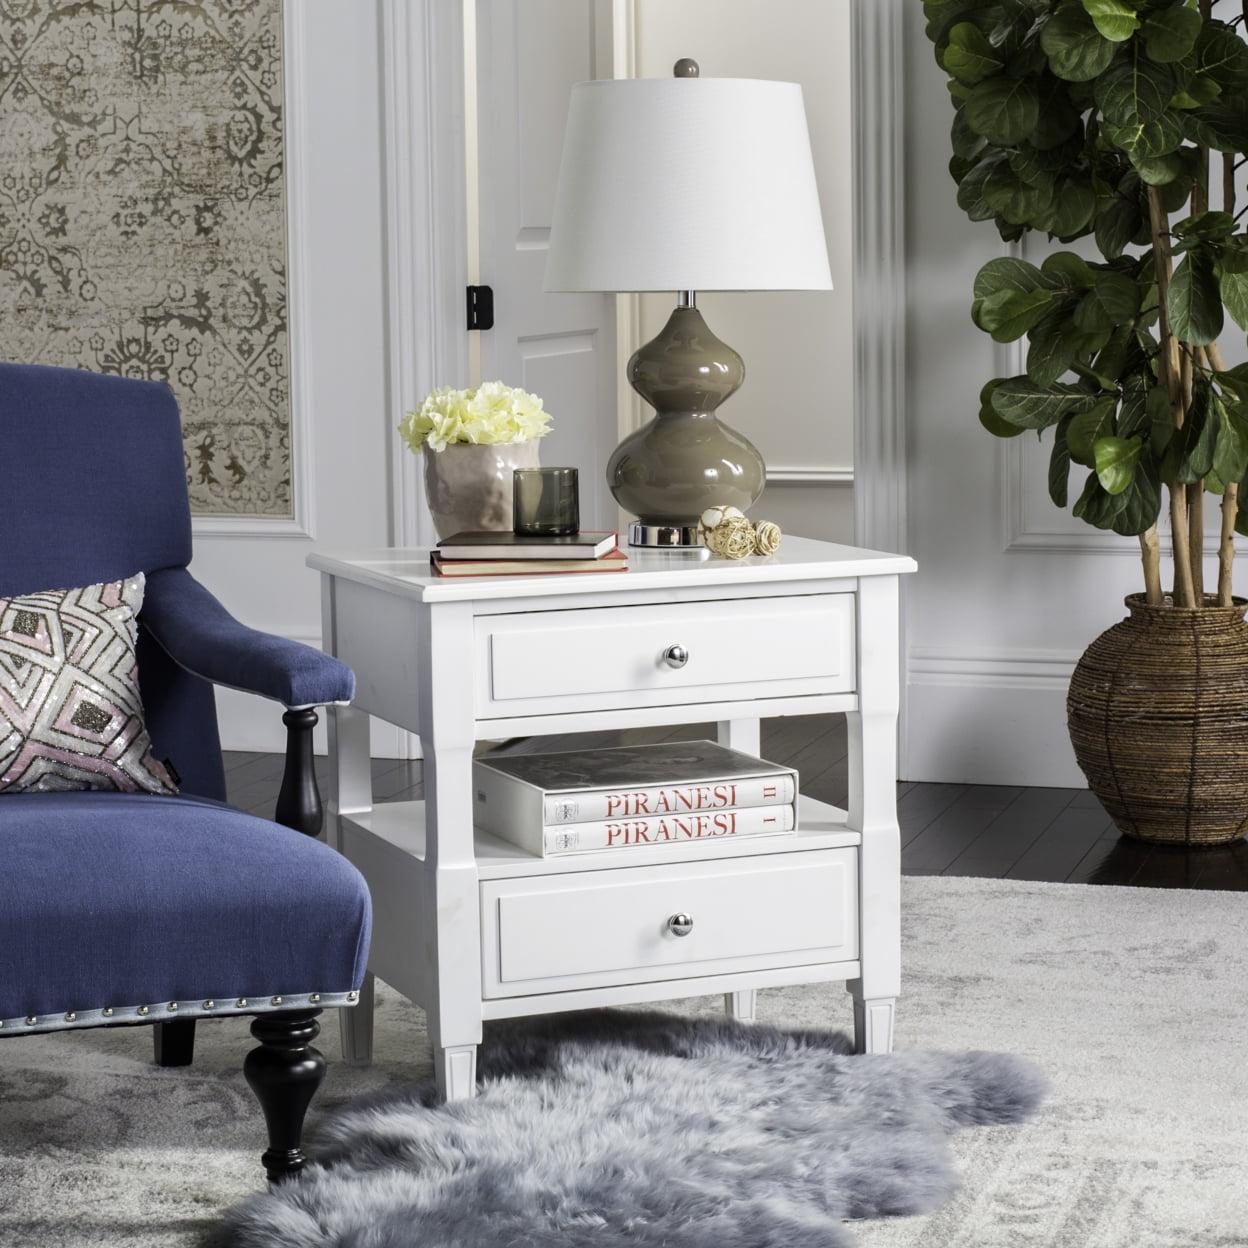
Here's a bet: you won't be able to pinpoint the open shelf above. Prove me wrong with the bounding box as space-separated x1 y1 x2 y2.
340 793 859 881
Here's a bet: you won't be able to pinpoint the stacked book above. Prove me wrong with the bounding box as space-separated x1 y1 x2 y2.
473 740 798 857
431 531 627 577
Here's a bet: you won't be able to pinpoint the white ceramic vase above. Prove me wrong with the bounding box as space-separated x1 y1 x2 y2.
423 440 541 539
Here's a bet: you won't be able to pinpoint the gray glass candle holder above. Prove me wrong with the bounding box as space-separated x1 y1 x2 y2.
513 467 579 536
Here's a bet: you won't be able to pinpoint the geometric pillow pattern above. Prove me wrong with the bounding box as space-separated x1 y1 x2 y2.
0 574 178 795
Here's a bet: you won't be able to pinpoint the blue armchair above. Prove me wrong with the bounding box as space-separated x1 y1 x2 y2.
0 362 372 1183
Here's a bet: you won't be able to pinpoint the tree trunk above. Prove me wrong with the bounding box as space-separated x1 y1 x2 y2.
1140 526 1164 606
1148 187 1197 607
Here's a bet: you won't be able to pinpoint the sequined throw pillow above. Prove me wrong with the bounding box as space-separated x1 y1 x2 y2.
0 574 177 795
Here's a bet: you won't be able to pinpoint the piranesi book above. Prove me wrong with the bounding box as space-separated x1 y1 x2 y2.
473 740 798 856
540 803 797 857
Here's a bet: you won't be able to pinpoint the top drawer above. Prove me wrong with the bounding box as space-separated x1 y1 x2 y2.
474 594 855 718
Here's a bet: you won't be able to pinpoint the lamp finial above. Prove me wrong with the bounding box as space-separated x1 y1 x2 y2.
673 57 699 78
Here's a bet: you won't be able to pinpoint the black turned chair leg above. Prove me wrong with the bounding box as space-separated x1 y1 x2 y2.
244 1009 325 1184
153 1019 196 1067
275 707 323 837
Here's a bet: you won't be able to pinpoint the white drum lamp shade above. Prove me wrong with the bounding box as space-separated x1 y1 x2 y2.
545 76 832 293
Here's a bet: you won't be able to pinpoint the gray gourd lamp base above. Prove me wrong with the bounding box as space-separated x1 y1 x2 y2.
608 293 765 549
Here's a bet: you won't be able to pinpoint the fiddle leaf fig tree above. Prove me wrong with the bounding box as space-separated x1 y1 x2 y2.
925 0 1248 607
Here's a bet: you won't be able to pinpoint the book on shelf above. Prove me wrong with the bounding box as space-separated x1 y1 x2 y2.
437 531 619 560
473 739 798 857
431 550 627 578
526 803 796 858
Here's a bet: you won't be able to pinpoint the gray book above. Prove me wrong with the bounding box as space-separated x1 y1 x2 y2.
473 740 798 856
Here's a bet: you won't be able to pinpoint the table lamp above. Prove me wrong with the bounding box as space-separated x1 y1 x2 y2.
545 58 832 548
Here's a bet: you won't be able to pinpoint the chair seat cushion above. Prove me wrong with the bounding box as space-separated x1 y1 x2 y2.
0 792 371 1032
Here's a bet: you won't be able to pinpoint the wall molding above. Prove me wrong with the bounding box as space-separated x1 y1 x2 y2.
851 0 907 556
195 0 316 542
765 466 854 486
908 645 1078 690
379 0 470 551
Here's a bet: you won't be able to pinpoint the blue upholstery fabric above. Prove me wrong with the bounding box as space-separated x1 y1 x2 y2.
142 568 355 708
0 361 224 797
0 792 371 1023
0 363 191 597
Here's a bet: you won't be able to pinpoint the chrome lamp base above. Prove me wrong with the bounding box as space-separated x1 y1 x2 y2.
628 521 706 550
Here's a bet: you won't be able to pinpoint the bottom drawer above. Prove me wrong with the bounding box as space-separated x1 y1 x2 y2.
480 849 858 999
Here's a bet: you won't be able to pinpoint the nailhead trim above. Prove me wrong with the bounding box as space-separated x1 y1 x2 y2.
3 991 355 1035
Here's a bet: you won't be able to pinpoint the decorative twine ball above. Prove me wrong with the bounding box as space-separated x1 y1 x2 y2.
704 514 756 559
753 520 782 556
700 504 745 531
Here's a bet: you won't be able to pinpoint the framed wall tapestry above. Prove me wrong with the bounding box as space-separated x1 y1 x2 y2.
0 0 292 519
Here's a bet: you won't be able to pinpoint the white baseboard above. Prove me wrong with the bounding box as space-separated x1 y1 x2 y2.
904 647 1084 788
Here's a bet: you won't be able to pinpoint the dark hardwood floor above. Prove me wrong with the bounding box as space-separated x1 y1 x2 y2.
226 713 1248 890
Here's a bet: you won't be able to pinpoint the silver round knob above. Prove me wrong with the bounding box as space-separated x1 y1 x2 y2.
663 644 689 670
667 913 694 937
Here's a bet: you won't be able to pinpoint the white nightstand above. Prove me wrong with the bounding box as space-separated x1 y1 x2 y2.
310 537 916 1099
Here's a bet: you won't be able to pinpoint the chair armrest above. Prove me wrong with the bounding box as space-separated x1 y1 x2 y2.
141 567 354 708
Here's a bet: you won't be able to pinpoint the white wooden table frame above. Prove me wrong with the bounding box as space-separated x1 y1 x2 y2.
310 537 916 1100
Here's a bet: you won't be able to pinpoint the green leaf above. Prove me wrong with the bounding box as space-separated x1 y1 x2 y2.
991 377 1105 430
951 108 987 161
1161 384 1218 483
1032 78 1084 150
978 287 1057 341
956 155 1003 221
1141 5 1202 64
1213 395 1248 485
1082 0 1142 43
964 76 1041 145
1067 396 1120 465
1173 211 1236 241
1073 471 1130 527
1111 458 1163 534
1218 262 1248 332
1073 270 1142 333
1096 53 1174 128
1027 304 1091 385
1215 362 1248 403
942 22 1005 85
1094 435 1144 494
983 163 1057 224
1182 99 1248 151
1129 148 1185 186
1044 179 1098 237
1042 251 1095 288
1095 198 1143 260
978 378 1025 438
1103 111 1186 159
1042 5 1116 81
1168 249 1224 345
973 255 1050 300
1194 20 1248 93
1117 376 1151 438
1050 419 1072 506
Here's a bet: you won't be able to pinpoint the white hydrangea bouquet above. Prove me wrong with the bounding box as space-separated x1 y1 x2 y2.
399 381 552 453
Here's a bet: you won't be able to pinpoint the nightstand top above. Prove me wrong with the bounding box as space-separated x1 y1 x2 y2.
308 535 916 603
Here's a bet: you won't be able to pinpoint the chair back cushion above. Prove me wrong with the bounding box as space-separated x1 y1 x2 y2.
0 362 225 800
0 362 192 597
1 575 177 795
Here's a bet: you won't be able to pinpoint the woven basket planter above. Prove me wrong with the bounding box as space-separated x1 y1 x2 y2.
1068 594 1248 846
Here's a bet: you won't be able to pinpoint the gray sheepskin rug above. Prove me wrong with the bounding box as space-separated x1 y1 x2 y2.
213 1009 1046 1248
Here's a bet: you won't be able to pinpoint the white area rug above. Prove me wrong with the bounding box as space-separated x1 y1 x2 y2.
1 877 1245 1247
